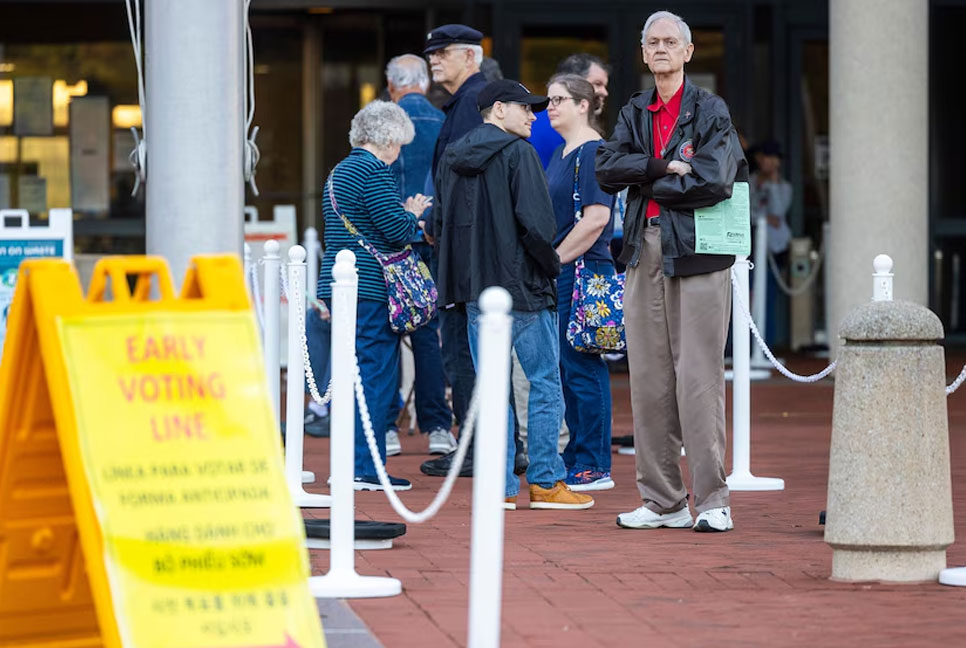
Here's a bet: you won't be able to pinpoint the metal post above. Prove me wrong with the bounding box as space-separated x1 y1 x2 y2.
263 240 281 417
311 250 400 599
750 215 772 373
284 245 331 509
145 0 245 286
727 256 784 492
243 242 252 298
467 287 512 648
304 226 320 300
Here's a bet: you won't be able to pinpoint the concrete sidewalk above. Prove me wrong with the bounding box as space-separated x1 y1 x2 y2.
302 354 966 648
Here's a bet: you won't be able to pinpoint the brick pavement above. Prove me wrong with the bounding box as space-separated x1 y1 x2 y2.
302 354 966 648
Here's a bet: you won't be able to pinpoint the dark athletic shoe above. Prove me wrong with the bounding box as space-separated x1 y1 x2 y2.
420 449 473 477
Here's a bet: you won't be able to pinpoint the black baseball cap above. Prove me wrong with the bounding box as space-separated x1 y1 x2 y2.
424 24 483 54
477 79 550 113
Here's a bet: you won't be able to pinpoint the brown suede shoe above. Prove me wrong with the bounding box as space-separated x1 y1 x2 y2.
503 496 517 511
529 481 594 510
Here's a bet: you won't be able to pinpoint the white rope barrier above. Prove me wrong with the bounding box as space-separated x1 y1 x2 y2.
730 268 837 383
249 261 265 331
947 365 966 396
355 360 477 523
768 239 826 297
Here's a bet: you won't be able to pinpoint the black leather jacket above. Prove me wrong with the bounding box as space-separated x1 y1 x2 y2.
434 123 559 311
596 78 748 277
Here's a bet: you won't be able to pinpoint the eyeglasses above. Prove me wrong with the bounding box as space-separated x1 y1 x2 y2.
548 96 574 107
427 46 468 61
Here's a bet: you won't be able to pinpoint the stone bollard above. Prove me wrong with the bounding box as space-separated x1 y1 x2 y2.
825 258 954 582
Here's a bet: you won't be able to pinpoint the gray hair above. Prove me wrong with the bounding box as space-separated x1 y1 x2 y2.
386 54 430 92
641 10 692 45
348 100 415 149
452 44 483 66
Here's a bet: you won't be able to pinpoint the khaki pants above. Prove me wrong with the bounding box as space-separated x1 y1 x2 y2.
512 348 569 454
624 224 731 514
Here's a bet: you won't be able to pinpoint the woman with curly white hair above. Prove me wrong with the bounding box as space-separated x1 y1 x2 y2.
317 100 432 491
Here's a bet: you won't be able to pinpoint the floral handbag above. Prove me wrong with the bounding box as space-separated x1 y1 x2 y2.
565 148 627 354
327 172 437 334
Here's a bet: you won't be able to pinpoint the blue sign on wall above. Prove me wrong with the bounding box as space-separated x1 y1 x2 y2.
0 239 64 351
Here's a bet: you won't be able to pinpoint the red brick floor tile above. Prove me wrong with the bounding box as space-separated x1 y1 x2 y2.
298 353 966 647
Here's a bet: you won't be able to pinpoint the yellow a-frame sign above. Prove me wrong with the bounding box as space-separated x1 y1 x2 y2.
0 256 325 648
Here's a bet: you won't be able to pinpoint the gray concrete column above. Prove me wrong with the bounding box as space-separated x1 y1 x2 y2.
828 0 928 351
145 0 245 286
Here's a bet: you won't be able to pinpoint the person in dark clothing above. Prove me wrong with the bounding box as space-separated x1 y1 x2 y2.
596 10 748 532
419 24 490 478
435 79 594 511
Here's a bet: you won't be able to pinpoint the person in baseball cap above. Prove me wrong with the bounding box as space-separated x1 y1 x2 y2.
477 79 550 114
423 24 484 54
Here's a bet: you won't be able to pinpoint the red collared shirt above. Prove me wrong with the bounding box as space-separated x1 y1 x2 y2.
645 82 685 219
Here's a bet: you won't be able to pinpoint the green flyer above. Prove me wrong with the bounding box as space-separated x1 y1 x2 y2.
694 181 750 255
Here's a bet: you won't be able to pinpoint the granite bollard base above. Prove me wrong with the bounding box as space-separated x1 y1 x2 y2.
825 300 954 583
830 547 947 583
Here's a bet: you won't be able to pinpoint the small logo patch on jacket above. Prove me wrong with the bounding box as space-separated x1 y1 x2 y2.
679 140 695 161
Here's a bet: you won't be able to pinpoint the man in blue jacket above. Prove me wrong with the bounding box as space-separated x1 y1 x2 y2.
384 54 456 458
420 24 490 478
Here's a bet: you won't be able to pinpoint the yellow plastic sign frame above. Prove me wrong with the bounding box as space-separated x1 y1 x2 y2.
0 255 324 648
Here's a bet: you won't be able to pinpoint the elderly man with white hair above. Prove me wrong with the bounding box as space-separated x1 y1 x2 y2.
381 54 456 459
317 100 433 492
596 10 749 532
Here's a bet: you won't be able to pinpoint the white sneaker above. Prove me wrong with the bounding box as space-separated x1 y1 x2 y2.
616 505 693 529
693 506 734 532
427 428 457 454
386 429 402 456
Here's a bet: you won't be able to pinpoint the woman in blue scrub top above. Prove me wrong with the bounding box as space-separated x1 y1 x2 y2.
544 74 616 492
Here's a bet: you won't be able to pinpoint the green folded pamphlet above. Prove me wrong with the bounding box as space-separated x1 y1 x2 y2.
694 181 750 255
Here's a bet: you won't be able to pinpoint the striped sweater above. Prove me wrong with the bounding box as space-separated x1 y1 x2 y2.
318 148 419 303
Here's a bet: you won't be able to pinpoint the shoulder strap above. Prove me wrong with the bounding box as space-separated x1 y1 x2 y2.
572 144 585 224
326 169 382 260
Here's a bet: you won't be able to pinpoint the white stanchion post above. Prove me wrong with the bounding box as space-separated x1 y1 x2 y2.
311 250 400 598
263 240 281 417
284 245 331 509
467 287 513 648
304 226 320 299
727 256 784 491
750 215 772 373
243 242 253 298
872 254 893 302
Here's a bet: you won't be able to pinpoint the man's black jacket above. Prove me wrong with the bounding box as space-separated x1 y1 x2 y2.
433 123 560 311
596 78 748 277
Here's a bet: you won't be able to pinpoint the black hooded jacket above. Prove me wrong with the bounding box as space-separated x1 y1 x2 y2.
433 123 560 311
596 78 748 277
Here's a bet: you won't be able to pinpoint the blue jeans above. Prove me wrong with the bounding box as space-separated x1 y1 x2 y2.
439 305 476 429
386 242 453 432
557 260 613 473
325 297 399 477
305 307 332 397
466 303 565 497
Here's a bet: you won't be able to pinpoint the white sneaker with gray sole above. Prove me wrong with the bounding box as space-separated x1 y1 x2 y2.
427 428 457 454
616 505 693 529
693 506 734 532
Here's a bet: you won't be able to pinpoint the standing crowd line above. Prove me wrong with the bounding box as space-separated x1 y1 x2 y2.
309 10 747 532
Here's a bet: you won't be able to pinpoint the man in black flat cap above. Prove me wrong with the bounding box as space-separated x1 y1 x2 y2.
433 80 595 512
420 24 491 479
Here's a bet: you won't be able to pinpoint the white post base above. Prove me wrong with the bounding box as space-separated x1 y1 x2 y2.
726 471 785 491
294 491 331 508
939 567 966 586
309 572 402 599
617 446 635 456
302 470 316 484
306 538 393 551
